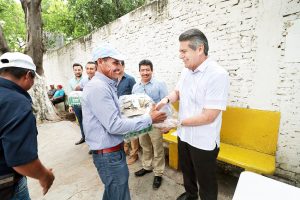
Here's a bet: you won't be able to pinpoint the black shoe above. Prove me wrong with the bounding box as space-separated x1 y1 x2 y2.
176 192 198 200
88 150 92 155
75 138 85 145
134 168 152 177
153 176 162 190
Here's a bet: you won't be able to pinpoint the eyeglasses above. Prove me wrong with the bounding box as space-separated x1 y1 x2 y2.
28 70 36 79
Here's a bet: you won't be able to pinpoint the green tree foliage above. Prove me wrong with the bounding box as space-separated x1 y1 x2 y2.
47 0 145 39
0 0 25 51
1 0 145 50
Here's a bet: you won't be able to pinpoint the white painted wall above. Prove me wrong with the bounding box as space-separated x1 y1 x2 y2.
43 0 300 183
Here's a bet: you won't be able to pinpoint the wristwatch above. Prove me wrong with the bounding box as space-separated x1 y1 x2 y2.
164 97 170 104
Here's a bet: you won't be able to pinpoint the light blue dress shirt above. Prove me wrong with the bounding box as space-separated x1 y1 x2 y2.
79 77 89 90
132 78 168 103
68 76 83 92
81 72 152 150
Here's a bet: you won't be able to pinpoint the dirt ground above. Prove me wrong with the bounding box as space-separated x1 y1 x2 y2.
27 121 238 200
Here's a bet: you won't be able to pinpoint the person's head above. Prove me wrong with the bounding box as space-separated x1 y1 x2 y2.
57 85 63 89
179 29 209 70
0 52 37 91
92 43 125 80
72 63 83 78
85 61 96 79
50 84 55 89
138 59 153 83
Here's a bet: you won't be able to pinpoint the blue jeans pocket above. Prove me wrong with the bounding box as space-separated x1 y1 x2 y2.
107 151 123 164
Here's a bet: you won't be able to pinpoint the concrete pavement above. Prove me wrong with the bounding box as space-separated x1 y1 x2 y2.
28 121 238 200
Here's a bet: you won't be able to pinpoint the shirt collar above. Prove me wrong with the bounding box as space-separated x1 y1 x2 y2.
139 77 154 85
94 71 117 86
192 56 211 74
0 77 32 103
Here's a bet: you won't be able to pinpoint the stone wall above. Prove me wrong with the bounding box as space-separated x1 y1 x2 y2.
43 0 300 183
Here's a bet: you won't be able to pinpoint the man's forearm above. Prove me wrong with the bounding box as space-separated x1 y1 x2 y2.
166 90 179 103
13 158 49 180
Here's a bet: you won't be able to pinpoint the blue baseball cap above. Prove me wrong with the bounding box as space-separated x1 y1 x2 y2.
92 43 125 62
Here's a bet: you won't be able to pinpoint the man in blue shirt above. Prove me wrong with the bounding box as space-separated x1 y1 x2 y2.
68 63 85 145
117 61 139 165
0 52 54 200
75 61 96 91
132 59 168 190
81 43 167 200
50 85 65 105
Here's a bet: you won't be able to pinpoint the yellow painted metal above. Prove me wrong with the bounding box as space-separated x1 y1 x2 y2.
163 102 179 169
220 107 280 155
218 143 276 174
163 129 178 169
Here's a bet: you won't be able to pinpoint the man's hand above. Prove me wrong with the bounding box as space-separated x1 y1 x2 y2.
68 107 73 113
159 127 172 134
150 105 167 123
155 97 168 111
39 168 55 195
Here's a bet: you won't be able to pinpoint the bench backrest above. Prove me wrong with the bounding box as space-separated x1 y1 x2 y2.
220 107 280 155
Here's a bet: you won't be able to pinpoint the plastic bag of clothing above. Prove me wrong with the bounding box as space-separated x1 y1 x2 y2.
152 104 179 130
119 94 154 142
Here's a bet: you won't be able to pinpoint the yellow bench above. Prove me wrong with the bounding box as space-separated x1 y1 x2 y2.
163 105 281 175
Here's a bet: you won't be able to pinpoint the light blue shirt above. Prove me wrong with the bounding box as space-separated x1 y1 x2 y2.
81 72 152 150
79 77 90 90
68 76 83 93
132 78 168 103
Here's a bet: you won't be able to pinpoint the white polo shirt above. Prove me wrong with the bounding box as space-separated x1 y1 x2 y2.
176 57 229 151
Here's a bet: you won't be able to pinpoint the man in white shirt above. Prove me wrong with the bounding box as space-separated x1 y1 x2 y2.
156 29 229 200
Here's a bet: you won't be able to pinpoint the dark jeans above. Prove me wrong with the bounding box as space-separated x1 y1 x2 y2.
51 97 65 105
11 177 31 200
72 105 85 139
178 137 219 200
92 150 130 200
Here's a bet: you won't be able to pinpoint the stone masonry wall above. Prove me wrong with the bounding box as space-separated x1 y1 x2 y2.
43 0 300 183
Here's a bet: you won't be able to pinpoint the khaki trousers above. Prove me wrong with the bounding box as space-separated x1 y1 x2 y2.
124 138 139 157
139 129 165 176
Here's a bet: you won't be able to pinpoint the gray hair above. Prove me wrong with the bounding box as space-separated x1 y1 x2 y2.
179 29 209 56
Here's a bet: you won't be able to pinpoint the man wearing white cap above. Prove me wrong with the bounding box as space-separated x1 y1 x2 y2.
81 43 167 200
0 52 55 200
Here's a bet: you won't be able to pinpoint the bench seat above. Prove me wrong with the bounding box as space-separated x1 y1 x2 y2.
218 143 275 175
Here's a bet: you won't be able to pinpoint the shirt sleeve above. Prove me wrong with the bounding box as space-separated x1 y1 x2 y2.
2 108 38 167
204 71 229 110
129 77 136 93
87 84 152 135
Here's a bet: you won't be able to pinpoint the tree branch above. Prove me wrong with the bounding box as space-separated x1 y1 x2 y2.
0 25 10 54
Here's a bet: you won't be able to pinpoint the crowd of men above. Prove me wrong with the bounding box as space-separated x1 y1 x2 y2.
0 29 229 200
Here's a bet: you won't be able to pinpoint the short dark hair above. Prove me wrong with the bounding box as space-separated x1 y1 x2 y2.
72 63 83 69
86 61 96 65
179 29 209 56
86 61 96 69
139 59 153 71
0 67 35 79
121 60 125 66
